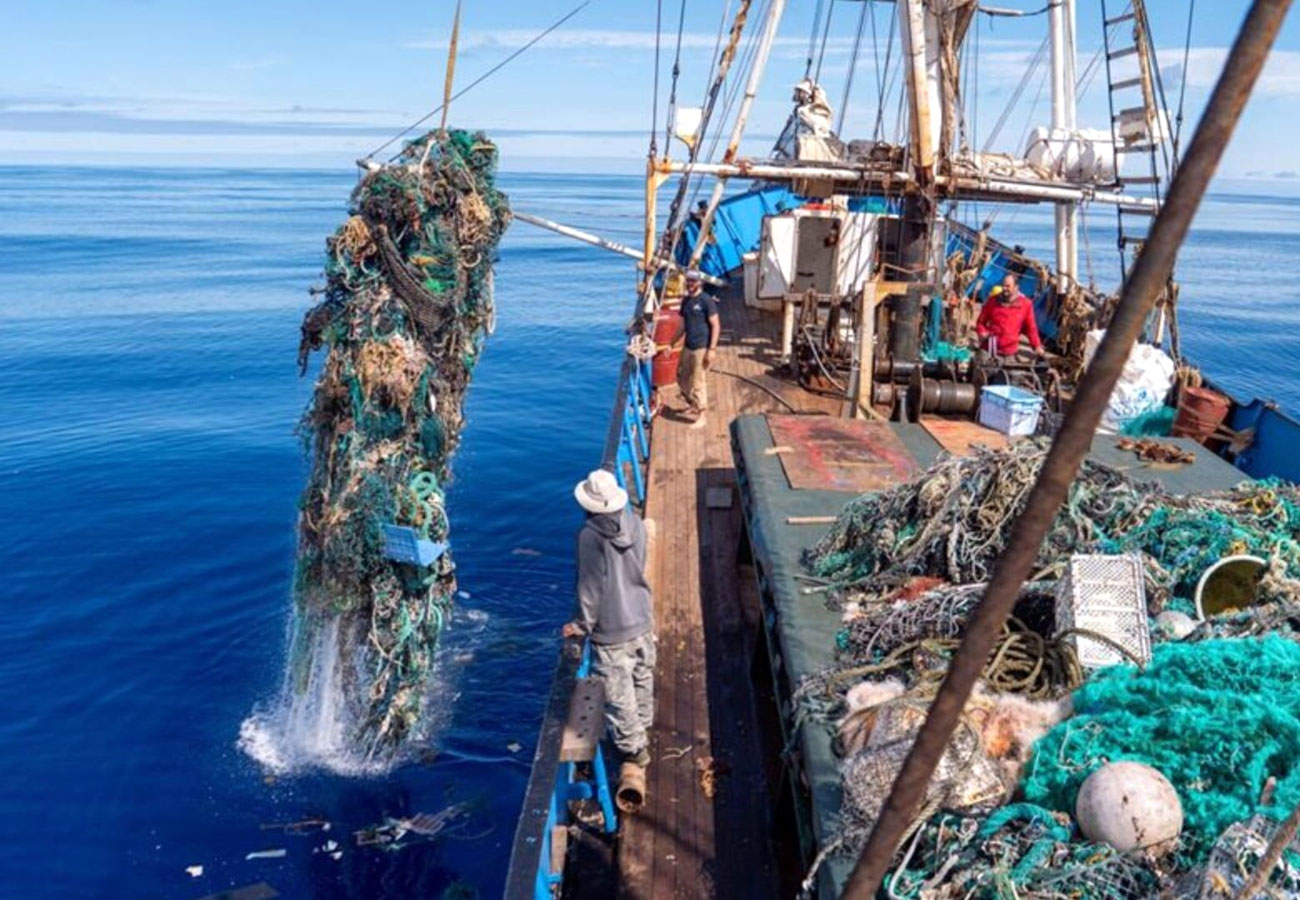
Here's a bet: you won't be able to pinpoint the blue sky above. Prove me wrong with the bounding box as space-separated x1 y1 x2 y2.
2 1 1298 174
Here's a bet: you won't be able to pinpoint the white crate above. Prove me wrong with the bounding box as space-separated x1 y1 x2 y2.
1055 554 1151 669
978 384 1044 436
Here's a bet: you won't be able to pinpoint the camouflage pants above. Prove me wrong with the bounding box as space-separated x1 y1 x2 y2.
591 632 656 760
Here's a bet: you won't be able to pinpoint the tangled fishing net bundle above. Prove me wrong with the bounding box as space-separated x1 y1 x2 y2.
292 130 510 750
794 442 1300 894
806 441 1300 616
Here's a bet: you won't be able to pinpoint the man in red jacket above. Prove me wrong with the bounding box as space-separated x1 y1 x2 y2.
975 274 1045 359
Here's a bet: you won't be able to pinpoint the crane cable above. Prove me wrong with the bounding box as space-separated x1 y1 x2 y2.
662 0 690 154
1173 0 1197 160
365 1 592 162
838 0 872 135
651 0 664 157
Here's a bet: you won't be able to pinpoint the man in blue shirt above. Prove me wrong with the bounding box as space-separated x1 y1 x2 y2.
676 271 720 421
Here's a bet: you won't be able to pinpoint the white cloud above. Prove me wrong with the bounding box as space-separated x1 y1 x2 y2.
1162 47 1300 97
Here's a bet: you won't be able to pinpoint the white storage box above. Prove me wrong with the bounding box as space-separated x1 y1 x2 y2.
1055 554 1152 669
978 384 1044 436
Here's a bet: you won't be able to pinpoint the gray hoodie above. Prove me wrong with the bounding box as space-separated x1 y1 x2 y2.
575 507 654 645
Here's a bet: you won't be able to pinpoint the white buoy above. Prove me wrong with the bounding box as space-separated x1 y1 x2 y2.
1075 761 1183 853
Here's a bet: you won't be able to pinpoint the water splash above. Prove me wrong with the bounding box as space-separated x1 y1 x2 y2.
239 609 479 776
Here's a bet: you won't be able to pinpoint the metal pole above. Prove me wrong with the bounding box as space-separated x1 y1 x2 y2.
661 159 1161 209
688 0 788 268
900 0 937 171
1234 799 1300 900
1049 0 1076 291
438 0 463 135
840 2 1292 897
513 210 725 287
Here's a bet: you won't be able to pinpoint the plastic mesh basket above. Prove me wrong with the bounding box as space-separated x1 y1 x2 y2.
1055 554 1151 669
978 384 1044 436
381 524 448 567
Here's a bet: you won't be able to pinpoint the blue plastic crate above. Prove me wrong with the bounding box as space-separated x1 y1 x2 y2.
978 384 1044 436
381 524 448 567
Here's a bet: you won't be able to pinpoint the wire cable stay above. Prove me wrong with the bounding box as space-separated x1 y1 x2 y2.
651 0 664 156
364 1 592 162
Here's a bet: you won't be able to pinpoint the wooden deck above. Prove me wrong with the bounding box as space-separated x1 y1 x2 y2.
617 302 837 900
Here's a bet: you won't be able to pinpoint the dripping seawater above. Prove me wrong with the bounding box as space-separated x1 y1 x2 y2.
238 611 461 776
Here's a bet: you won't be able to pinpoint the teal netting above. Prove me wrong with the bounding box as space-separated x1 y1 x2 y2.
1023 637 1300 864
292 130 510 748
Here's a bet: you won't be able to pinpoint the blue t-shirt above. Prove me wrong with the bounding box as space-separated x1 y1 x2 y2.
680 293 720 351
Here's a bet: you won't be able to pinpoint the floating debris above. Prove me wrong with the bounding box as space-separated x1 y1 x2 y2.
259 818 329 835
185 865 203 878
290 130 511 751
354 804 466 850
244 849 287 861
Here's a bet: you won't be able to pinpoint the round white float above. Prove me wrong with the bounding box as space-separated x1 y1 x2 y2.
1075 761 1183 853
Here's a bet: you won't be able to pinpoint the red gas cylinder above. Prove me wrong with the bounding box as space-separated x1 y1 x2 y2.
651 302 683 388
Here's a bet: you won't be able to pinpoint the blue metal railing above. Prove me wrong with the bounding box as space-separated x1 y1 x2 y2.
504 351 655 900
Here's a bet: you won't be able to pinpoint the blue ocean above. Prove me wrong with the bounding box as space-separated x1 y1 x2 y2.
0 165 1296 900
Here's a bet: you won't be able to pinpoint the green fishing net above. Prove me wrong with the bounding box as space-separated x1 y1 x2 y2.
1023 637 1300 863
806 442 1300 612
292 130 510 748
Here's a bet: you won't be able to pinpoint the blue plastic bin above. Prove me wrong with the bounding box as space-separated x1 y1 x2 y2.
978 384 1043 436
381 524 448 567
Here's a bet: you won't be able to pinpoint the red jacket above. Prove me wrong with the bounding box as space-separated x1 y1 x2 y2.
976 292 1042 355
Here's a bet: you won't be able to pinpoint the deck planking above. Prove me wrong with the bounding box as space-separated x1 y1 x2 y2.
617 302 837 900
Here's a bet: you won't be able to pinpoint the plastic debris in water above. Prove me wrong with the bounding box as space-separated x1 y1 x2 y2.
244 849 287 861
259 818 329 835
354 804 466 849
506 741 522 753
185 865 203 878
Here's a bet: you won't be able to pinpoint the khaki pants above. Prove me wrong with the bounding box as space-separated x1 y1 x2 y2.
677 348 708 411
591 632 656 760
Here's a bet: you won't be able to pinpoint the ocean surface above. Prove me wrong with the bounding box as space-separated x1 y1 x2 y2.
0 165 1297 900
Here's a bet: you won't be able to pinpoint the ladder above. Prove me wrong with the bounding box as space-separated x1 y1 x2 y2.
1100 0 1172 281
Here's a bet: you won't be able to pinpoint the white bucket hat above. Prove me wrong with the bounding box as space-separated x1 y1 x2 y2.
574 469 628 515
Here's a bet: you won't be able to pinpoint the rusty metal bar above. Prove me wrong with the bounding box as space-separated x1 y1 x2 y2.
840 2 1294 897
1234 800 1300 899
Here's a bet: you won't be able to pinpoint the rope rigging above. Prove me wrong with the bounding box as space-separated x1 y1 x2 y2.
661 0 690 155
837 0 873 136
364 1 591 162
651 0 663 157
1173 0 1197 161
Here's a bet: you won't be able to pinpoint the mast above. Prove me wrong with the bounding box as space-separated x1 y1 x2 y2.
687 0 788 269
1050 0 1079 291
897 0 940 282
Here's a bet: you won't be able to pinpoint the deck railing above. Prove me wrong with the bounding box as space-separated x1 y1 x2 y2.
503 350 654 900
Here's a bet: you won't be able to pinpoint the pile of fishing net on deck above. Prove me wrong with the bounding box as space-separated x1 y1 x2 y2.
292 130 510 750
792 441 1300 897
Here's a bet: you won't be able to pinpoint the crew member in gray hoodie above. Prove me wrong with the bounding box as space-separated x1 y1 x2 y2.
563 469 655 769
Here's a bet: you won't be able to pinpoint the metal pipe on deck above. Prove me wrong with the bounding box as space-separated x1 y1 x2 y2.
840 1 1293 897
513 210 724 286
